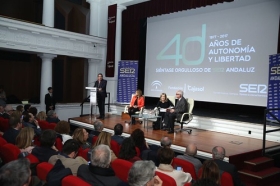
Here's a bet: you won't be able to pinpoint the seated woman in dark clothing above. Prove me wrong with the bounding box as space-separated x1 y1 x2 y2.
119 137 141 163
130 129 149 152
128 89 145 124
153 93 174 130
72 127 91 150
31 129 59 162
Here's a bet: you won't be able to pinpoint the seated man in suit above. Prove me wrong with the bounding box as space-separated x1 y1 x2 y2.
3 114 22 144
212 146 245 186
2 105 15 119
177 143 202 175
46 110 60 123
111 123 125 145
164 90 188 134
22 112 41 136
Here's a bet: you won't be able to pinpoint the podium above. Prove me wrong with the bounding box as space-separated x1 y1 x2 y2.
86 87 97 119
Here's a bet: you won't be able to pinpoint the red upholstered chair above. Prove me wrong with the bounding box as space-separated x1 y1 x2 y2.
80 148 90 161
38 120 50 130
36 162 54 181
184 182 192 186
55 137 63 151
62 175 91 186
33 135 41 146
155 171 177 186
172 157 198 180
0 136 7 147
48 123 56 130
220 172 234 186
111 159 133 182
0 118 9 132
0 143 21 163
111 140 120 157
135 147 140 157
92 136 98 145
26 153 40 164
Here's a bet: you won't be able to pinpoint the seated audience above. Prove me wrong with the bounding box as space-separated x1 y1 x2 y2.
16 127 35 154
77 144 122 186
127 160 163 186
54 120 72 144
91 120 104 136
2 104 14 119
128 89 145 124
111 123 125 145
130 128 149 152
153 93 174 130
28 107 38 118
200 160 220 185
0 104 5 118
157 148 192 186
37 111 47 121
119 137 141 163
22 104 31 115
177 143 202 175
72 127 91 149
3 114 22 144
92 131 117 162
46 110 60 123
212 146 244 186
16 105 24 113
22 112 41 136
49 139 88 176
0 158 31 186
32 129 59 162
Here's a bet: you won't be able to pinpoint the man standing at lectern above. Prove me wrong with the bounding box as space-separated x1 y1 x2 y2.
94 73 107 119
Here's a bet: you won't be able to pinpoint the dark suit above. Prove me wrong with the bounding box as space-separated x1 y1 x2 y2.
3 128 20 144
94 79 107 118
111 135 125 145
214 159 245 186
164 96 188 132
45 93 56 113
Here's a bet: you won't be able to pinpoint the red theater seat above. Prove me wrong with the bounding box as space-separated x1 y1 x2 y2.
0 143 21 163
36 162 54 181
172 157 197 180
155 171 177 186
111 159 133 182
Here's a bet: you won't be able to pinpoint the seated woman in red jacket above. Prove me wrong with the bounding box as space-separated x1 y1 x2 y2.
128 89 145 124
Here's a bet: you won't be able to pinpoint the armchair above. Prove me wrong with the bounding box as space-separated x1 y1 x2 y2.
123 94 145 124
175 98 194 134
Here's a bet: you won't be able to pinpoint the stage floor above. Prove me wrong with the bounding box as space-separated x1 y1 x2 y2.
69 114 280 160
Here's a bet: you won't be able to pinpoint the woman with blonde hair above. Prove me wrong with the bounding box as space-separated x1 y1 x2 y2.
92 131 117 162
54 120 72 144
15 127 35 153
72 127 91 149
37 111 47 121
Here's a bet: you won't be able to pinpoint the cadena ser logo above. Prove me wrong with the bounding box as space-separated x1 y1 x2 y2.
151 80 162 91
156 24 206 66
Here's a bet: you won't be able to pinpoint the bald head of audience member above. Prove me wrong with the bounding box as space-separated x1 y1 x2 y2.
160 136 172 148
212 146 226 160
185 143 197 157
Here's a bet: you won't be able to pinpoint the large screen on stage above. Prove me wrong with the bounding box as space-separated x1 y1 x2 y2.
145 0 280 106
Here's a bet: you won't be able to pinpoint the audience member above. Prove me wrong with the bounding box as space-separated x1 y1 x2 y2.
2 104 14 119
128 89 145 124
130 128 149 152
16 127 35 154
32 129 58 162
177 143 202 175
3 114 22 144
91 120 104 136
49 139 88 176
72 128 91 149
160 136 172 148
54 120 72 144
92 131 117 162
111 123 125 145
77 144 122 186
192 179 219 186
37 111 47 121
16 105 24 113
212 146 244 186
119 137 141 163
157 148 192 186
0 158 31 186
45 87 56 113
127 160 163 186
200 160 220 185
22 113 41 136
0 104 5 117
46 110 60 123
28 107 38 118
22 104 31 115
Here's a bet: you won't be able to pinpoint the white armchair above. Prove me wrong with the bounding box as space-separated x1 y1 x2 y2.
175 98 194 134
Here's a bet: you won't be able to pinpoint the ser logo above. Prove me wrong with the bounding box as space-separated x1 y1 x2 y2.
151 81 162 90
120 68 135 74
239 84 267 94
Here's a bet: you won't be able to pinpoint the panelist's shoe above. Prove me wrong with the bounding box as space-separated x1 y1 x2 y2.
167 130 174 134
161 127 168 131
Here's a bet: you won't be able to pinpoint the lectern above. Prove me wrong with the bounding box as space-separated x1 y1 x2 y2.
85 87 97 118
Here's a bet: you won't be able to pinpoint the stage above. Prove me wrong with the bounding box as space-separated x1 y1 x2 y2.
69 113 280 165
